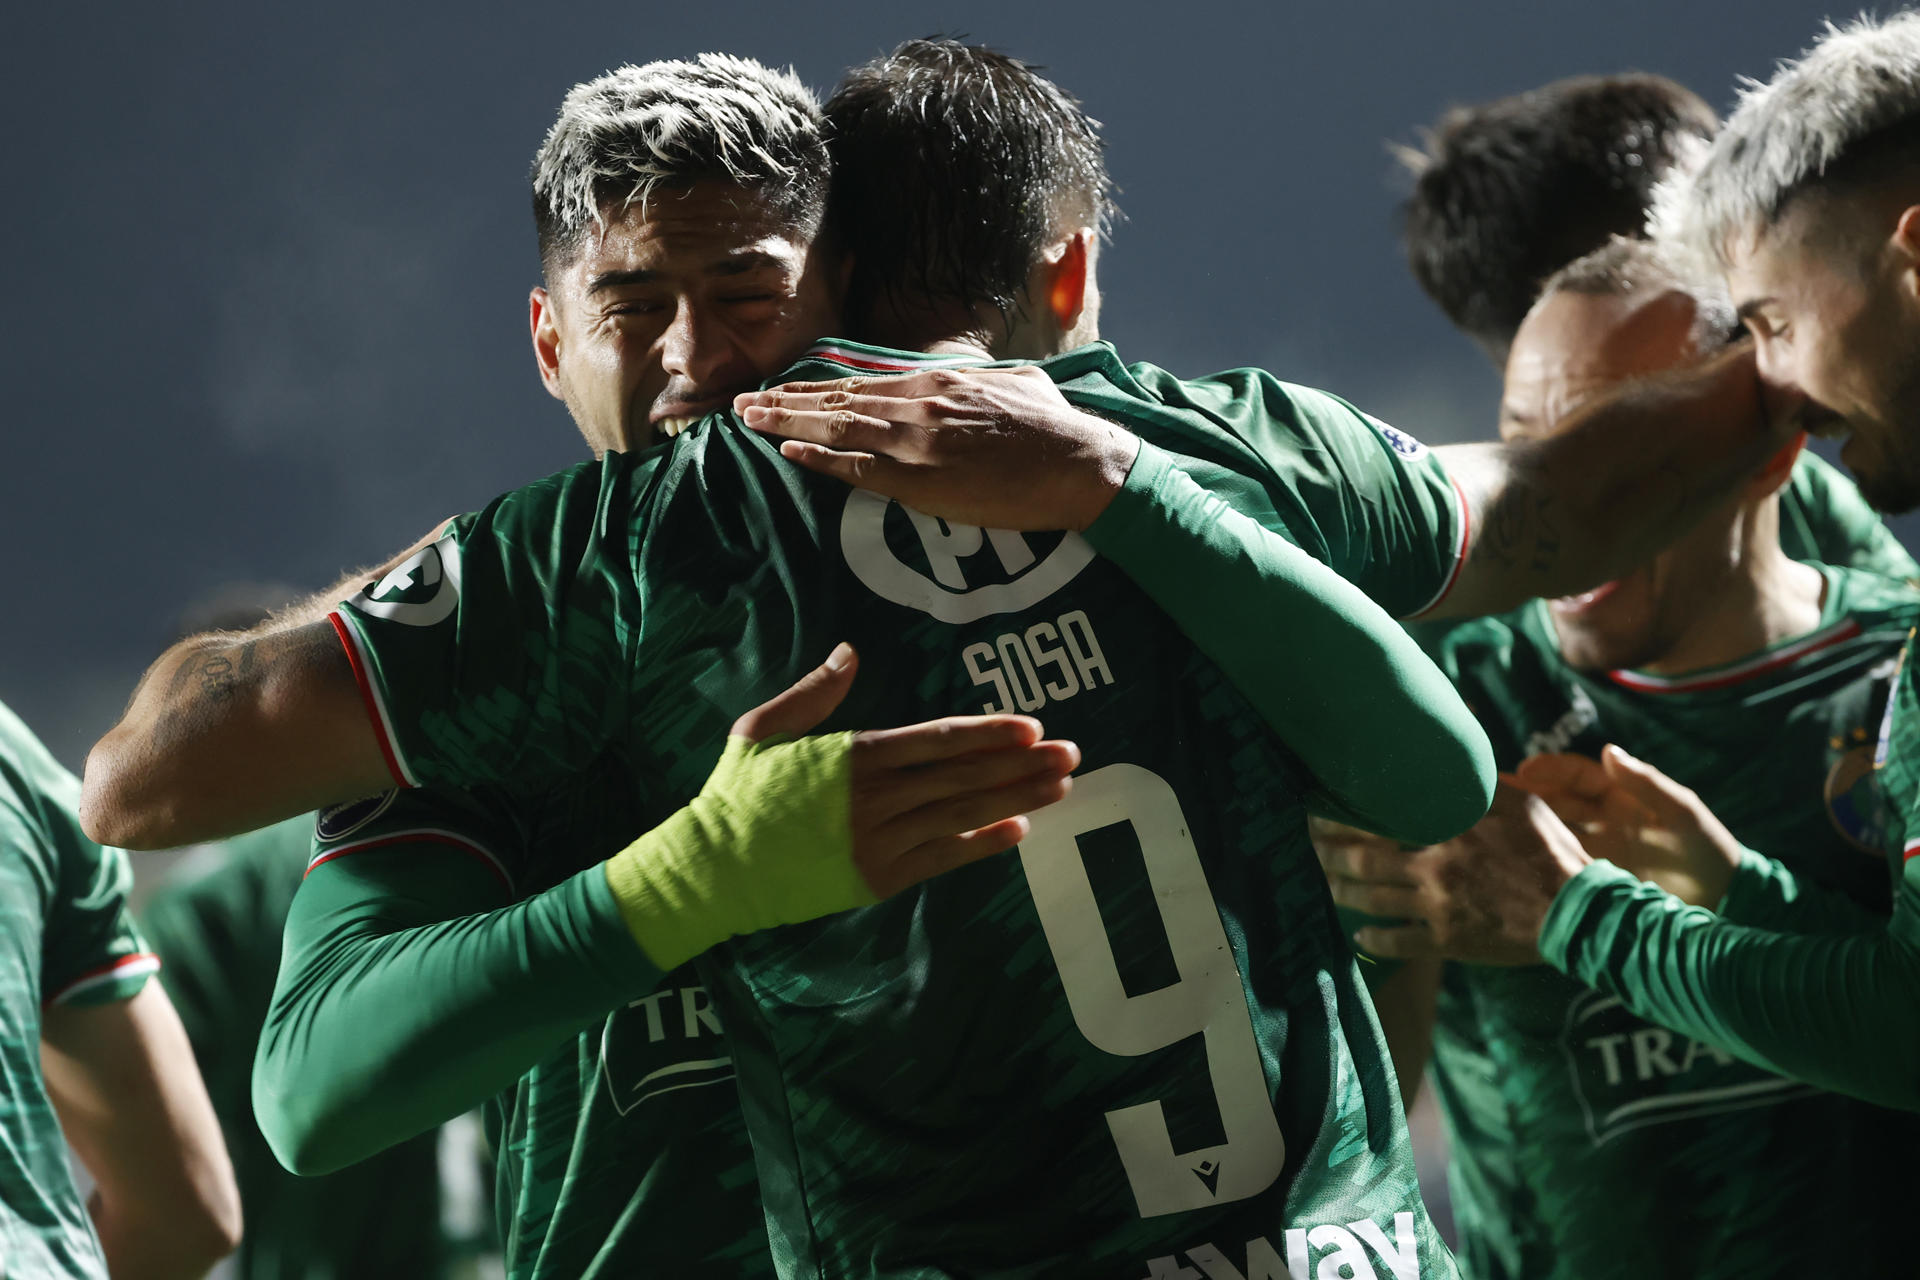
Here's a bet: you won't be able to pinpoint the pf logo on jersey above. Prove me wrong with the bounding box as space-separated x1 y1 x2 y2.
349 535 463 627
840 490 1093 623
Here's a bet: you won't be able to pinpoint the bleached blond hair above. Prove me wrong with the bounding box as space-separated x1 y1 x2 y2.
531 54 828 269
1538 235 1739 354
1655 12 1920 269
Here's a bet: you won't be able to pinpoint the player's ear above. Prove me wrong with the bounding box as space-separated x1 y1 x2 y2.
529 287 566 401
1045 230 1094 334
1893 206 1920 301
1748 430 1806 500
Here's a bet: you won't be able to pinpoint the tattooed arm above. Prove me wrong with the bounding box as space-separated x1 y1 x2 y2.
81 621 385 849
1422 342 1792 620
78 528 454 850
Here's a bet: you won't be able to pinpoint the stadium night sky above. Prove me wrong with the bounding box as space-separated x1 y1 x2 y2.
4 0 1908 767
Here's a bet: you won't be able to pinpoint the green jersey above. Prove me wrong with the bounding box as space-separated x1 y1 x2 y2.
1779 450 1919 579
327 338 1475 1279
0 698 156 1278
141 817 497 1280
1413 566 1920 1280
297 777 770 1279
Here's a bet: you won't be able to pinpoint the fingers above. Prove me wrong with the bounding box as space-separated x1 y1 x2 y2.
1599 744 1696 821
853 715 1044 767
858 740 1081 825
1327 878 1423 919
730 644 857 742
1353 922 1441 960
1512 752 1612 801
777 440 900 493
1315 836 1421 887
743 401 916 456
871 817 1032 897
871 772 1074 862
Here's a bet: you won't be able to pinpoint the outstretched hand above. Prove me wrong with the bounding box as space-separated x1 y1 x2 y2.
733 642 1079 898
1318 782 1592 965
734 365 1139 532
1512 746 1740 907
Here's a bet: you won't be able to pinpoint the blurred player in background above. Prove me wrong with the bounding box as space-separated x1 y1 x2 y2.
1399 71 1914 580
139 579 497 1280
1325 11 1920 1120
1321 236 1920 1279
0 695 239 1277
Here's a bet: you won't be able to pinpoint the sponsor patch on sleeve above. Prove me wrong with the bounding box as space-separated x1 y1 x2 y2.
315 790 399 842
1366 415 1429 459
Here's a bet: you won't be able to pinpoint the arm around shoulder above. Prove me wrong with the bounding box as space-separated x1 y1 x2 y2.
82 619 392 849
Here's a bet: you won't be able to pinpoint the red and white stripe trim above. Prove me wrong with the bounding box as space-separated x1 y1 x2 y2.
800 342 984 373
328 610 418 789
307 827 514 895
1607 619 1863 695
1403 468 1473 620
1904 837 1920 864
47 952 160 1006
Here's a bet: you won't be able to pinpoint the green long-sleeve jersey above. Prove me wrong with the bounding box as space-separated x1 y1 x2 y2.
1778 450 1918 579
0 698 156 1278
1539 599 1920 1114
310 337 1490 1279
141 818 495 1280
1415 566 1920 1280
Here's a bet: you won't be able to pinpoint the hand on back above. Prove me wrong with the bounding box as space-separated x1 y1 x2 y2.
735 365 1139 532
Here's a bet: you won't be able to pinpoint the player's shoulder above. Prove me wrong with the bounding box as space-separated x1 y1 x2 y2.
308 783 523 896
1825 563 1920 633
1406 604 1535 678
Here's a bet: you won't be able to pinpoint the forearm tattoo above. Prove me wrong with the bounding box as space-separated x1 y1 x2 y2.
1474 482 1561 580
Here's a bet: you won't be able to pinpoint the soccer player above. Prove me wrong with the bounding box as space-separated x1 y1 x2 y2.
1313 13 1920 1117
273 40 1503 1278
1319 236 1920 1279
0 696 240 1277
142 818 499 1279
1399 71 1915 580
86 31 1811 1275
220 55 1077 1280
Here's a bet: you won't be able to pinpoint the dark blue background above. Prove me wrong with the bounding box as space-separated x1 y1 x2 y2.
3 1 1903 765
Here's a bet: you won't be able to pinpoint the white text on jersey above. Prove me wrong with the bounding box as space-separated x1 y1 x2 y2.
1140 1212 1420 1279
964 609 1114 714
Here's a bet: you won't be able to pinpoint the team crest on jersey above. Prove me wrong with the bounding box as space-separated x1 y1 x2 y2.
1828 744 1896 857
349 535 462 627
1368 416 1428 459
839 490 1094 623
314 790 398 842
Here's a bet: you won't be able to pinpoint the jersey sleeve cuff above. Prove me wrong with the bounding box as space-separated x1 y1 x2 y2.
1082 438 1182 559
1537 860 1643 975
1712 845 1779 923
1399 462 1471 621
328 610 419 789
44 952 161 1008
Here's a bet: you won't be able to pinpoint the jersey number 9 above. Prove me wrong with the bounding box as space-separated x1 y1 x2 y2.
1019 764 1286 1218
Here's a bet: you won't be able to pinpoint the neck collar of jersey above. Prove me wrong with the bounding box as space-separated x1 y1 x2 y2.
1603 565 1855 695
793 339 993 374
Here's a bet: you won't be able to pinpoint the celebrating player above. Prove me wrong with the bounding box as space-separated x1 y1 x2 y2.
1321 236 1920 1279
1320 13 1920 1118
82 35 1519 1275
0 698 240 1278
1397 70 1914 580
252 55 1077 1280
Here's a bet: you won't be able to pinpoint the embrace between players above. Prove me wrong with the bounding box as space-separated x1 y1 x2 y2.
72 17 1920 1280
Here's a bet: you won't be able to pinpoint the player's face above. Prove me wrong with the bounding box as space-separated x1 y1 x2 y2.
531 182 844 454
1728 200 1920 512
1503 288 1743 672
